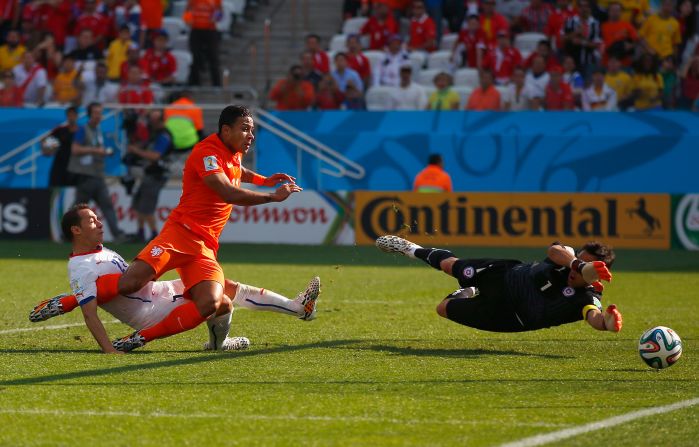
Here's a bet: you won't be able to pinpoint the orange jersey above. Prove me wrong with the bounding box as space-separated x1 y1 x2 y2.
413 165 453 192
168 133 241 251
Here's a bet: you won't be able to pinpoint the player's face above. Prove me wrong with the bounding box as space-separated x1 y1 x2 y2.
76 209 104 245
567 250 597 287
222 116 255 154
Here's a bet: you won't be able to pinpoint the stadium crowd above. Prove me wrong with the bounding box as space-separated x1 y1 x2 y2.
270 0 699 111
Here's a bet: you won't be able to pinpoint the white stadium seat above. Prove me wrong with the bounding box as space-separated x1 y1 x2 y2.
454 68 479 88
163 16 189 50
439 33 458 51
363 50 385 72
365 86 396 111
171 49 192 84
514 32 547 53
416 68 443 86
329 34 348 52
453 86 474 109
409 51 427 72
342 17 368 35
427 50 453 71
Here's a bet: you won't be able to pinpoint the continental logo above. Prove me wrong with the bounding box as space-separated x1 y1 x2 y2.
355 192 670 248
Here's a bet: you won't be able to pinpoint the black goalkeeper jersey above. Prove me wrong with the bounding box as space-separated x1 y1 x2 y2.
504 259 602 330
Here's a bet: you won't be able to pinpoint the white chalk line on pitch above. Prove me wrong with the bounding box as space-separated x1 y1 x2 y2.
0 408 565 427
0 320 120 335
498 397 699 447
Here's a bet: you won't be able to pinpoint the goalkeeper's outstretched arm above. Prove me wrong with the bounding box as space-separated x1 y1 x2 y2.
586 305 623 332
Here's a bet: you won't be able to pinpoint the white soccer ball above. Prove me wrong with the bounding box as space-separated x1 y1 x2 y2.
42 136 60 151
638 326 682 370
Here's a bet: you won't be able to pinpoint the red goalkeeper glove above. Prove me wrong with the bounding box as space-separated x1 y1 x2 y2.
571 259 612 283
603 304 623 332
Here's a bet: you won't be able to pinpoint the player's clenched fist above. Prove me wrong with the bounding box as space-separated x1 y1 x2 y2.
271 183 303 202
603 304 623 332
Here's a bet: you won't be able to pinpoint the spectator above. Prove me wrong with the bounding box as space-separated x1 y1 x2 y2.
183 0 222 86
619 0 649 26
525 55 550 102
140 30 177 85
632 54 664 110
524 40 559 71
601 2 637 66
680 53 699 108
315 74 344 110
269 65 316 110
582 67 617 110
451 15 486 68
52 56 82 105
374 34 411 86
68 29 104 65
466 68 501 110
544 66 574 110
0 0 20 40
139 0 165 48
502 66 533 111
605 56 633 109
82 62 120 105
480 0 509 44
163 90 205 149
118 65 154 105
360 1 399 50
12 51 47 106
562 0 601 74
126 109 172 242
482 31 522 85
0 29 25 72
42 106 79 187
390 64 428 110
114 0 142 37
119 45 142 82
562 55 584 97
68 102 126 241
413 153 452 192
639 0 681 60
424 0 445 42
660 56 678 109
343 80 366 110
0 70 22 106
74 0 110 48
677 0 697 53
305 34 330 74
34 33 60 81
428 72 460 110
106 25 133 81
332 52 364 93
519 0 553 33
408 0 437 52
346 34 371 88
545 0 577 51
343 0 369 19
300 50 323 88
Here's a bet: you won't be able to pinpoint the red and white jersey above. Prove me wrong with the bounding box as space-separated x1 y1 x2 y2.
68 245 186 330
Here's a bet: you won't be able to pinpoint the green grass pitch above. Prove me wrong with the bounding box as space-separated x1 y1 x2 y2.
0 241 697 446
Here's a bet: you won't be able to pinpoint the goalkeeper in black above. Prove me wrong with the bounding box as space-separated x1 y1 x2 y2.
376 236 623 333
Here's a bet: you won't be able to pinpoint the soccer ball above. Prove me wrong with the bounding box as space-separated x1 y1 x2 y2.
638 326 682 370
41 136 60 151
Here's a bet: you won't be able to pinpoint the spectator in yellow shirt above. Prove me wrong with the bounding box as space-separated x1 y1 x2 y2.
639 0 681 59
632 53 663 110
52 56 81 105
605 55 633 109
0 30 26 72
618 0 650 26
428 72 460 110
106 25 133 81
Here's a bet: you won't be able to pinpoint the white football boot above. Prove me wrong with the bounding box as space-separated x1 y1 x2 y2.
203 336 250 351
375 235 423 258
295 276 320 321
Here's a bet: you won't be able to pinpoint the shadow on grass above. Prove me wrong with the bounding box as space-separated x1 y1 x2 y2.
0 339 362 386
367 344 574 359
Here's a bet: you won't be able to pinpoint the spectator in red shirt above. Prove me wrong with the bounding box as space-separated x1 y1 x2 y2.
346 34 371 88
269 64 316 110
452 14 486 68
305 33 330 74
140 30 177 85
409 0 437 52
360 1 398 50
74 0 110 48
120 45 143 82
545 0 577 50
524 40 560 71
544 66 574 110
519 0 553 34
0 70 23 107
482 31 523 85
480 0 509 44
315 74 344 110
119 65 154 105
33 0 72 49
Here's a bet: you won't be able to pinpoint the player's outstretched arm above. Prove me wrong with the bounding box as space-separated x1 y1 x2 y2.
240 166 296 187
80 299 123 354
203 172 302 205
585 305 623 332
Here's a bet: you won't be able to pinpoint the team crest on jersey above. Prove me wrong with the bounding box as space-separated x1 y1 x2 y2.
150 246 164 257
562 286 575 297
463 266 475 278
203 155 219 171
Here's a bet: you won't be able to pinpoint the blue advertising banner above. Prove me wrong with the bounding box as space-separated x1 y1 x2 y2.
257 111 699 193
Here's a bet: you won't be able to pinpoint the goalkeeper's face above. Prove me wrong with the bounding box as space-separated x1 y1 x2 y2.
568 251 596 288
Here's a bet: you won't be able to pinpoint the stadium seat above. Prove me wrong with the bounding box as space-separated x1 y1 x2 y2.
515 32 547 53
329 34 348 52
454 68 479 88
171 49 193 84
163 16 189 50
495 85 509 99
439 33 458 51
170 0 186 18
409 51 427 73
416 68 443 86
453 86 474 109
427 50 453 71
342 17 368 35
365 86 396 110
364 50 385 73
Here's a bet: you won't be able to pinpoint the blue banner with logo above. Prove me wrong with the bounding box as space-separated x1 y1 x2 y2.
257 111 699 193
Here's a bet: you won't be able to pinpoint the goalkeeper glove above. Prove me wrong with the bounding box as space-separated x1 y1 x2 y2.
570 259 612 283
603 304 623 332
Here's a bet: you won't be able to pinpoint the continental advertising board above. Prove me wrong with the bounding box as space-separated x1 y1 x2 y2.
355 192 670 249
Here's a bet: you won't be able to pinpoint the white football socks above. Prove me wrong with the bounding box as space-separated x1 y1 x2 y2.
206 311 232 351
232 283 303 316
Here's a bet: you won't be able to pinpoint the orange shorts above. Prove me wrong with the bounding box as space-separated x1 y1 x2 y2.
136 220 224 291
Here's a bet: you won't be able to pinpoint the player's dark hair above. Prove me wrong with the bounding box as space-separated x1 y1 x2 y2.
218 105 252 133
428 154 443 165
61 204 91 242
581 241 616 267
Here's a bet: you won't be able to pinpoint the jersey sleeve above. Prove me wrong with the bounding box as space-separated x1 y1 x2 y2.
69 264 98 306
191 145 224 178
577 292 603 320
